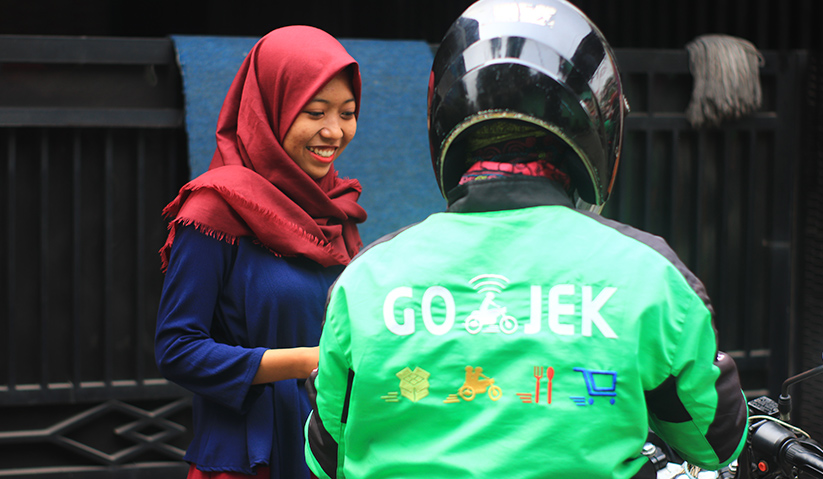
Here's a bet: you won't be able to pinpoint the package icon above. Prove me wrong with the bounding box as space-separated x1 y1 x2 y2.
396 367 431 402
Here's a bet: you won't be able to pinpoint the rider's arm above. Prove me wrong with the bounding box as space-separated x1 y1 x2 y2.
644 292 748 470
305 288 352 479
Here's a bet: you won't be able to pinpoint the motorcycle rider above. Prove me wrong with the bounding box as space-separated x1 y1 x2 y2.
304 0 749 477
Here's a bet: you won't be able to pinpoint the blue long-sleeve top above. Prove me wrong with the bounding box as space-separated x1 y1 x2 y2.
155 224 343 477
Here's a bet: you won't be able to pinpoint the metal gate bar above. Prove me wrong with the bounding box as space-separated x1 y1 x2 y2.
610 49 802 397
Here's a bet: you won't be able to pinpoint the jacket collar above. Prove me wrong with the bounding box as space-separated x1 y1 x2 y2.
446 177 575 213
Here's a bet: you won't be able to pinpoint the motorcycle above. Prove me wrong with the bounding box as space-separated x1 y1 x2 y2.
645 354 823 479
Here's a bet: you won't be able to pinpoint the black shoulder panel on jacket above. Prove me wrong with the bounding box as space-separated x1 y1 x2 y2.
320 223 421 328
579 211 715 324
705 352 749 463
645 376 692 423
353 222 421 260
645 375 692 423
305 369 340 479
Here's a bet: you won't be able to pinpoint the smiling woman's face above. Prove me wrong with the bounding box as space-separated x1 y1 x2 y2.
282 71 357 179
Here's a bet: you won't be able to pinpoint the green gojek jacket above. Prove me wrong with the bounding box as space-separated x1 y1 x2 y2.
305 177 748 479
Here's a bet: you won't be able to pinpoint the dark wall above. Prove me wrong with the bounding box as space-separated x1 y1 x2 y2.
3 0 821 50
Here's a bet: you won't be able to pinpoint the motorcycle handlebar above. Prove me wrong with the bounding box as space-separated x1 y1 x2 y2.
751 420 823 478
783 441 823 478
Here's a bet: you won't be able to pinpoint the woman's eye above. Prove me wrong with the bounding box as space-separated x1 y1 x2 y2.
305 111 324 118
342 111 356 119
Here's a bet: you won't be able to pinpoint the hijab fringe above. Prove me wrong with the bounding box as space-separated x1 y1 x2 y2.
159 183 352 272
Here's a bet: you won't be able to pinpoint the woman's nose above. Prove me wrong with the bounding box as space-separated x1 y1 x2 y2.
320 120 344 139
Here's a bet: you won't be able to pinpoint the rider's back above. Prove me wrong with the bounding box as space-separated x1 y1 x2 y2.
305 188 746 478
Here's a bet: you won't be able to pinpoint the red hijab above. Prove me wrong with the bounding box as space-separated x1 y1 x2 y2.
160 26 367 271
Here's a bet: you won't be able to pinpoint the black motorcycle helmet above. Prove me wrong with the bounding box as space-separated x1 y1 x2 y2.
427 0 628 212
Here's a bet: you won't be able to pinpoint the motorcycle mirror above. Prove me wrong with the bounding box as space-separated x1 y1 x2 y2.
778 353 823 421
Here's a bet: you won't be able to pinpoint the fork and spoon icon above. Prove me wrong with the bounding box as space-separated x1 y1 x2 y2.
533 366 555 404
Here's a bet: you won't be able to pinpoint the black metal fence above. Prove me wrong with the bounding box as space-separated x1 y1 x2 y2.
608 50 804 399
0 36 191 478
0 36 811 477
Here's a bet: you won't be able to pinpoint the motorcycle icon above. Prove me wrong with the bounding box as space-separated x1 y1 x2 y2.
465 292 518 334
458 366 503 401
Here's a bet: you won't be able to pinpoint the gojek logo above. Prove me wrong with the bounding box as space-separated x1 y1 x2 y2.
466 274 517 334
383 274 618 338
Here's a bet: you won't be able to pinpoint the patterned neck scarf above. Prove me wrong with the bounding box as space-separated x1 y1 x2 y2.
458 124 571 189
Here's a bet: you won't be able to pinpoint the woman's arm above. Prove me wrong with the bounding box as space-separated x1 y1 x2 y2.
155 225 267 412
252 346 319 384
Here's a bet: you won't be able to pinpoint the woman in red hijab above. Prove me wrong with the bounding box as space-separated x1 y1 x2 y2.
155 26 367 479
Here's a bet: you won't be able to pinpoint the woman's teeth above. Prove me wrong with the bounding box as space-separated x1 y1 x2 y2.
308 147 334 158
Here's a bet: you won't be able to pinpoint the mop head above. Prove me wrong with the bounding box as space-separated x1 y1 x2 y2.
685 34 764 128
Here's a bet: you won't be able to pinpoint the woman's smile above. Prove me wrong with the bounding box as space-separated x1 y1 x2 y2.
307 145 337 162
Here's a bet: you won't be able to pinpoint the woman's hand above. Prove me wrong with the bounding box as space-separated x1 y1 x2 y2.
252 346 319 384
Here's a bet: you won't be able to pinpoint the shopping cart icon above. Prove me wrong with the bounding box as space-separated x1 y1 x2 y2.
570 367 617 406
